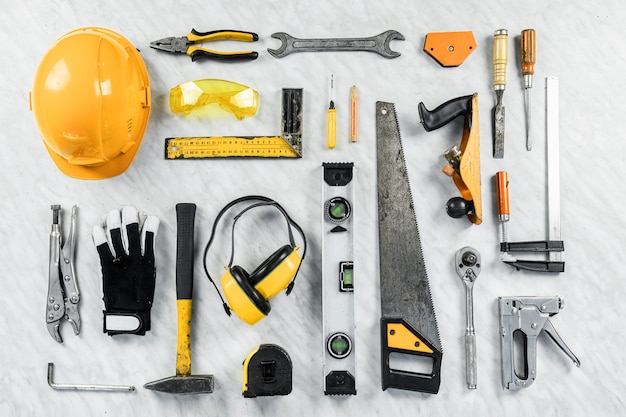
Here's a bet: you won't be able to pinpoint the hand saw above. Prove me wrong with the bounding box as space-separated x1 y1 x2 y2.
376 102 442 394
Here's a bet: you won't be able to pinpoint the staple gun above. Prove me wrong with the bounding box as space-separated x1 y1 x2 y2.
499 296 579 390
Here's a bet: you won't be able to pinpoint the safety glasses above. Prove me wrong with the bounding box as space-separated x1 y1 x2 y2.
170 79 259 120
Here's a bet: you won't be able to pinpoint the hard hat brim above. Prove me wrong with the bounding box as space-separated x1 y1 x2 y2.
43 140 141 180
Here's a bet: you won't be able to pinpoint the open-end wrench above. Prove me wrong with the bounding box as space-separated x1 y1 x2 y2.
268 30 404 59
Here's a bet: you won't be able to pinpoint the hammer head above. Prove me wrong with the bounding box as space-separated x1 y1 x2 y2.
144 374 214 394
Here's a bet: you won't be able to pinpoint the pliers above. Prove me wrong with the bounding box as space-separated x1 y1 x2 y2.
150 29 259 62
46 205 80 343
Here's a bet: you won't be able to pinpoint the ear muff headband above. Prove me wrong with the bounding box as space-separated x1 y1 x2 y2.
202 196 307 317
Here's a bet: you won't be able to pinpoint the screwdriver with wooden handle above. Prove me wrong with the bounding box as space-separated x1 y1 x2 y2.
492 29 508 158
521 29 536 151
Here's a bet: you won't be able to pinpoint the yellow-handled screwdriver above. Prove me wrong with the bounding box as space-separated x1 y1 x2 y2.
521 29 536 151
327 73 336 149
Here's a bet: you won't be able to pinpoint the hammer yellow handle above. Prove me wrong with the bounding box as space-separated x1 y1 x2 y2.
175 299 192 377
493 29 508 88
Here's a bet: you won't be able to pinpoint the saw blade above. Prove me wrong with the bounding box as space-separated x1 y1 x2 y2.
375 102 442 394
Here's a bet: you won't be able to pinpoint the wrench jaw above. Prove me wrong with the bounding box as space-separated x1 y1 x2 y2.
380 30 405 59
267 32 291 58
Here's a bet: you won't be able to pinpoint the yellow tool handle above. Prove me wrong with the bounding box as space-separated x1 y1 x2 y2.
520 29 536 76
175 299 192 377
327 108 336 148
493 29 508 87
187 29 258 43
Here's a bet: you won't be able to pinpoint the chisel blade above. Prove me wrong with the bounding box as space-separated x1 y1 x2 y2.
376 102 442 394
493 94 505 158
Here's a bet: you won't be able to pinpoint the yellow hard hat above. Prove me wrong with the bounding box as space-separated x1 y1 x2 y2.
30 27 151 180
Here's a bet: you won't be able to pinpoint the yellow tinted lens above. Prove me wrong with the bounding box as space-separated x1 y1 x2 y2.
170 79 258 119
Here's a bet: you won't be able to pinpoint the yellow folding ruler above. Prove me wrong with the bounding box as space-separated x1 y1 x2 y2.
165 89 303 159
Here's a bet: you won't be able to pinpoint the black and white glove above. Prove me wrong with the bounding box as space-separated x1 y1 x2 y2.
92 206 159 336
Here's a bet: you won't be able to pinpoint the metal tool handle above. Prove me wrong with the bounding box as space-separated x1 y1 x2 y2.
47 212 64 325
465 331 477 389
175 203 196 377
493 29 508 88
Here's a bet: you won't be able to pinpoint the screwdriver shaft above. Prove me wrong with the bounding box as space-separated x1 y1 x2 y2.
521 29 536 151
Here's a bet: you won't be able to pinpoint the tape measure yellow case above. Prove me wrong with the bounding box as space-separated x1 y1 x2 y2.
165 89 303 159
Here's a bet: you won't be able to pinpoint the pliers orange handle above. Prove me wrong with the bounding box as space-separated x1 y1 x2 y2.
150 29 259 62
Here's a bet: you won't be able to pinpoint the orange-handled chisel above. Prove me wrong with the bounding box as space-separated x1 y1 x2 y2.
495 171 510 243
521 29 536 151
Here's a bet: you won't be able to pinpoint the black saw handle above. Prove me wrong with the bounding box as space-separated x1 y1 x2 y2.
380 318 442 394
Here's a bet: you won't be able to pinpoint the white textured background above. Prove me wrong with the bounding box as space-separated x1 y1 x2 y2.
1 0 624 415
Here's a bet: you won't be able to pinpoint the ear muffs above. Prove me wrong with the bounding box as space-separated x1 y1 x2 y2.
222 265 271 325
221 245 302 325
203 196 308 325
249 245 301 299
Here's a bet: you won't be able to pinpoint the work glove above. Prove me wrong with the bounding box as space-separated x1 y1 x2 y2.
92 206 160 336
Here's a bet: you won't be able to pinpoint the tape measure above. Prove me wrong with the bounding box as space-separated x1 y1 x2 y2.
165 136 301 159
165 88 303 159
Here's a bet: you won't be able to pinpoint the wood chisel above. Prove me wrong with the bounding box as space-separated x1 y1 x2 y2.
521 29 536 151
376 102 442 394
492 29 508 158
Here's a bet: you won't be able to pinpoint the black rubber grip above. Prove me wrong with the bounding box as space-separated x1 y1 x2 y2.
418 94 474 132
190 50 259 62
176 203 197 300
500 240 565 253
190 29 259 41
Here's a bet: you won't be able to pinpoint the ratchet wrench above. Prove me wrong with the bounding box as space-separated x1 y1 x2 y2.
267 30 404 59
455 246 481 389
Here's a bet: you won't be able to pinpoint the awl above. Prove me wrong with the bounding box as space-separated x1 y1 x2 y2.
521 29 536 151
492 29 508 158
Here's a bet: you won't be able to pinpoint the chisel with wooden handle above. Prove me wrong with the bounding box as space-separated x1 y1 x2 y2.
492 29 508 158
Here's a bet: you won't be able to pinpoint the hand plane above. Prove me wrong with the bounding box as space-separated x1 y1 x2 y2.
418 93 482 225
499 296 580 390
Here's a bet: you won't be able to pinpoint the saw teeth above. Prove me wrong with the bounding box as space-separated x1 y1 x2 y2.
375 102 442 352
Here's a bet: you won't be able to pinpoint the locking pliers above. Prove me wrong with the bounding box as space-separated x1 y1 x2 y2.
47 205 80 343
